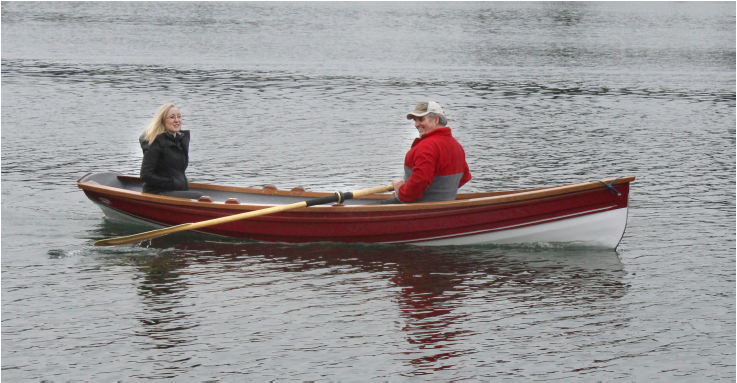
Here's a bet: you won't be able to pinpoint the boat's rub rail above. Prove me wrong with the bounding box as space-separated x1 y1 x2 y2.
78 175 635 212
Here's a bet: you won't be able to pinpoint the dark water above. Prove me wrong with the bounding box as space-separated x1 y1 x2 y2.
2 2 735 380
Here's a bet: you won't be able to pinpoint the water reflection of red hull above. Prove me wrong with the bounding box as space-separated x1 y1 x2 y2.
78 172 634 248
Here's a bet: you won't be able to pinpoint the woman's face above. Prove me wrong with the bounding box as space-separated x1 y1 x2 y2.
163 106 182 134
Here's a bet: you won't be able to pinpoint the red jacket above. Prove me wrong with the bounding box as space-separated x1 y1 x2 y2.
397 127 472 203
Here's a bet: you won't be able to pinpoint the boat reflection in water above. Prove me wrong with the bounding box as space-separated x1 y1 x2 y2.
92 220 627 376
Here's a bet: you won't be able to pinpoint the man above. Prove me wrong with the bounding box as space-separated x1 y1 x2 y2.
381 101 471 204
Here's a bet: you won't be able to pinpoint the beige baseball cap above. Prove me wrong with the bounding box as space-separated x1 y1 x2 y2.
406 101 444 119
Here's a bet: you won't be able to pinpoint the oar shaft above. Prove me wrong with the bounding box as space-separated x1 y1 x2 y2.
186 200 308 230
94 184 393 246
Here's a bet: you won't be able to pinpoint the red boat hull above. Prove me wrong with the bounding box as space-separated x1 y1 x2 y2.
79 173 634 248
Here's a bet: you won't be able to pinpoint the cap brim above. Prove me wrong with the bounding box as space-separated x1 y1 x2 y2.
406 112 430 119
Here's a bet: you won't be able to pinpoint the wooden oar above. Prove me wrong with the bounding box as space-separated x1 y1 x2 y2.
94 184 394 246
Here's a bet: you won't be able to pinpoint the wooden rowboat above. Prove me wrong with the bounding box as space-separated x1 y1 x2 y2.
77 172 635 248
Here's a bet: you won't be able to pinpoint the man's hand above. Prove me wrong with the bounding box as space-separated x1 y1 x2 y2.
391 179 405 191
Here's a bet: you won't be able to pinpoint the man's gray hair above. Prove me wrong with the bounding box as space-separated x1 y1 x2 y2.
428 112 448 127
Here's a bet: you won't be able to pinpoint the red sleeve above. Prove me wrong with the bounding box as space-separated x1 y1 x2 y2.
397 147 437 203
459 162 472 187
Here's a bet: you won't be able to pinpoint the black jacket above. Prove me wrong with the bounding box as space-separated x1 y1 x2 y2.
139 130 191 194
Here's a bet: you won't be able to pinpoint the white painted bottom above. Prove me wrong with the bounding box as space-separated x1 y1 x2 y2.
405 207 629 249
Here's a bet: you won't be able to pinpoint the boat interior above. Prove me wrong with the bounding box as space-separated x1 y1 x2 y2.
78 172 556 206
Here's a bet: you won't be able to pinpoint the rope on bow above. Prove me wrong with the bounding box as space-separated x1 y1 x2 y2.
591 177 623 196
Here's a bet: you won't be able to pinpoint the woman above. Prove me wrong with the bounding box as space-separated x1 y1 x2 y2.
139 103 203 199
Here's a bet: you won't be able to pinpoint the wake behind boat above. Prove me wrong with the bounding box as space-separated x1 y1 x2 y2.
78 172 635 248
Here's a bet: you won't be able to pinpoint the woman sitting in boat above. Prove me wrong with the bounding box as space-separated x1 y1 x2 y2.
139 103 202 199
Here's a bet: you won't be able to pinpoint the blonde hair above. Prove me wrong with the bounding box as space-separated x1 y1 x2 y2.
143 103 177 144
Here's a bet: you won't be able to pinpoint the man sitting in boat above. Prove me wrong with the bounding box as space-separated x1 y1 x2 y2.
379 101 472 204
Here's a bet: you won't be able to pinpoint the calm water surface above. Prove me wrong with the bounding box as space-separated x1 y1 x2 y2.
2 2 735 380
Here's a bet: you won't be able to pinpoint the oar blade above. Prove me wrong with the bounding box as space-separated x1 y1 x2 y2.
94 223 194 246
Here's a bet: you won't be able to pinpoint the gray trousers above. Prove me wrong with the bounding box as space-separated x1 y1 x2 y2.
373 195 402 205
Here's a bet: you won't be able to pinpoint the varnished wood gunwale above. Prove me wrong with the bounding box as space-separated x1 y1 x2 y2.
78 174 635 214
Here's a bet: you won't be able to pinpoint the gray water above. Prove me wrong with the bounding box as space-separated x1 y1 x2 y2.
2 2 735 380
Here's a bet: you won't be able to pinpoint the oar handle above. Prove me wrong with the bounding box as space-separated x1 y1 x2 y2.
94 184 394 246
350 184 395 198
